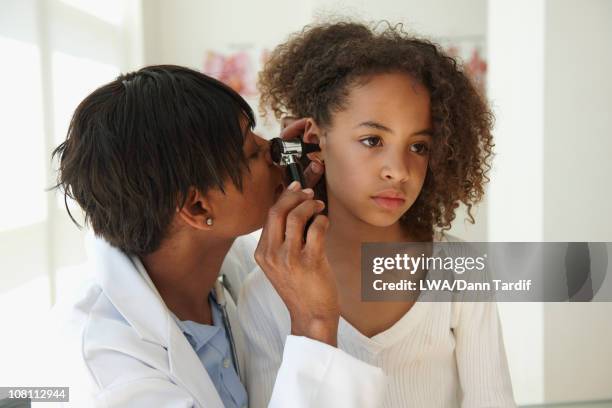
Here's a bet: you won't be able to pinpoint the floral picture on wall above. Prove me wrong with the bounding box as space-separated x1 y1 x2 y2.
439 36 487 95
203 48 270 98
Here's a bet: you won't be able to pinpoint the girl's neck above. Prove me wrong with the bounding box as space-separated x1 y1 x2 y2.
323 194 428 337
324 194 417 285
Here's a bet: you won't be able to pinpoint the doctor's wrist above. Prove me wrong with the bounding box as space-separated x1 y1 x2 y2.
291 316 339 347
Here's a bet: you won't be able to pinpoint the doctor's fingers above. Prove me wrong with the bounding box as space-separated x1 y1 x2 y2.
281 116 299 130
259 184 314 250
303 160 324 189
304 214 330 256
284 199 326 256
280 117 307 139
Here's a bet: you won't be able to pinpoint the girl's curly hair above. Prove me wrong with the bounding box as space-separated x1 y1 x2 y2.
258 21 494 241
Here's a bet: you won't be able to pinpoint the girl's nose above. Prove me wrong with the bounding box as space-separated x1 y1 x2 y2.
380 153 409 182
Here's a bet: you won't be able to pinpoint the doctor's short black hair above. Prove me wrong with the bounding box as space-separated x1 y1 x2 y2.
52 65 255 255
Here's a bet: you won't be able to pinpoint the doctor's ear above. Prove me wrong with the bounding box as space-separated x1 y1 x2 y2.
176 187 214 231
303 118 326 164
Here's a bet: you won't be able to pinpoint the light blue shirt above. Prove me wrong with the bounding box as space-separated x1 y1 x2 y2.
171 293 248 408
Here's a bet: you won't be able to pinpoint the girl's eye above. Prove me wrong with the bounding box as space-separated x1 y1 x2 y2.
411 143 430 155
360 136 383 148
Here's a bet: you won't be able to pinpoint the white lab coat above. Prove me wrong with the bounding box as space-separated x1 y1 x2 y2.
46 233 385 408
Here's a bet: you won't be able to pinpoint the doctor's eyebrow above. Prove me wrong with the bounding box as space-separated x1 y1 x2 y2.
354 120 433 137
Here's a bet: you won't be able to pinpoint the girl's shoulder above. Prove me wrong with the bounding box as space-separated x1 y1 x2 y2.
238 267 291 332
434 230 465 243
241 266 279 300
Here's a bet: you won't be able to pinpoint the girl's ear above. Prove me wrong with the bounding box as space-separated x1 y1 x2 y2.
303 118 326 163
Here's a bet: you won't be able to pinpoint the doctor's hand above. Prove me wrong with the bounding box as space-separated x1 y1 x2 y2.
255 180 339 347
280 117 324 189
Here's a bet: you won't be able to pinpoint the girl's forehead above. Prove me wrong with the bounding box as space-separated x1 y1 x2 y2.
347 73 428 101
333 74 431 129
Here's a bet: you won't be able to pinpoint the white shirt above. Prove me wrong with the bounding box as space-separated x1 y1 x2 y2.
238 232 517 408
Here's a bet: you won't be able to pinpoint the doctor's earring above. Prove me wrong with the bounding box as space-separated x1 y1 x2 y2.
206 218 213 226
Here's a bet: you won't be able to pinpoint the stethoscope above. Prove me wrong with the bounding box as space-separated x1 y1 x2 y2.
213 275 241 379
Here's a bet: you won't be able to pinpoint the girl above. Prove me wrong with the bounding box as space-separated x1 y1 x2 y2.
239 22 516 407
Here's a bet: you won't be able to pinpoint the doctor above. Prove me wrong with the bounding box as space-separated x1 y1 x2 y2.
50 65 385 407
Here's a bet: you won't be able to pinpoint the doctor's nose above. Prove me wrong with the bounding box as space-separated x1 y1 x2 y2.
263 139 274 166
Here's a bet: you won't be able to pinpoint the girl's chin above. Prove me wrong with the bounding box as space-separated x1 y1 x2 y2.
361 213 404 228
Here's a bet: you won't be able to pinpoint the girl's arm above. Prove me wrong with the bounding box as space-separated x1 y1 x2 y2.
452 300 517 407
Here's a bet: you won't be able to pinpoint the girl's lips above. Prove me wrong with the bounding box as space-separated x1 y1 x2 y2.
371 196 406 210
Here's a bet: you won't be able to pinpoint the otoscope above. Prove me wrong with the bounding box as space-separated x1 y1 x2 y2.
269 136 321 240
269 137 321 187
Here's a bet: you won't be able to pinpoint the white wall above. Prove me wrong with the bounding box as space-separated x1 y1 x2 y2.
0 0 144 387
487 1 546 403
311 0 486 39
543 0 612 243
142 0 313 69
542 0 612 403
488 0 612 404
142 0 487 66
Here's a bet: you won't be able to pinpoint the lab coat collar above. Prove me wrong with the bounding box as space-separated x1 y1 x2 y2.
88 233 170 346
87 233 224 408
